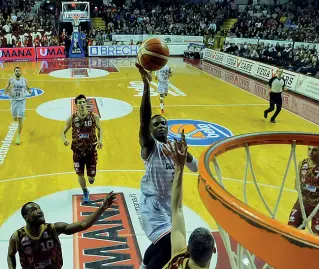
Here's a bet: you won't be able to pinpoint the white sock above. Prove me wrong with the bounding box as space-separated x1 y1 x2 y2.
160 102 164 110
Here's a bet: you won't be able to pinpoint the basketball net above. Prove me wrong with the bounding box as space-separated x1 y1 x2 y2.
71 14 80 33
202 134 319 269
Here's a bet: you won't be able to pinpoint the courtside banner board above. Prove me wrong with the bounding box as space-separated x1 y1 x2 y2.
0 47 36 60
111 35 203 44
88 45 139 56
203 48 319 101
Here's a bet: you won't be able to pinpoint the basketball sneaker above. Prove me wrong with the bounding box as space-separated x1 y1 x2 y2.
161 109 165 114
82 189 90 203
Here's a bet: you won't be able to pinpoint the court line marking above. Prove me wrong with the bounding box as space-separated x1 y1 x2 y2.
0 104 268 112
0 76 141 82
185 61 319 127
0 169 296 193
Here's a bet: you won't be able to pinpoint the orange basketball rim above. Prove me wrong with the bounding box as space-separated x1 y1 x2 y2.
198 132 319 269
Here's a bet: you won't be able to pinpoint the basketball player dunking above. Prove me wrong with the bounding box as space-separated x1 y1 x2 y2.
4 67 32 145
61 94 103 203
162 140 216 269
155 64 172 114
288 146 319 234
136 63 199 269
7 192 116 269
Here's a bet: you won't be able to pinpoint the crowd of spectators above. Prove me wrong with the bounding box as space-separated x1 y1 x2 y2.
87 2 233 46
0 0 59 48
228 0 319 42
223 0 319 78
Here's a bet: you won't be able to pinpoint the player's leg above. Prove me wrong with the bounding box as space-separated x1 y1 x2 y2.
146 233 171 269
288 200 304 229
309 204 319 235
86 150 97 184
73 153 90 202
140 195 172 268
16 99 27 144
264 93 275 119
159 93 165 114
270 93 282 123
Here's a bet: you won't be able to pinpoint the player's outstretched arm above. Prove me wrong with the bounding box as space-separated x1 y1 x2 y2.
54 192 116 235
7 233 17 269
61 116 72 146
136 63 154 159
163 140 188 256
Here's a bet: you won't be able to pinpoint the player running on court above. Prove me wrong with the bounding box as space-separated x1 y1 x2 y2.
4 67 32 145
7 192 116 269
155 64 172 114
136 63 198 269
61 94 103 203
288 146 319 234
162 140 216 269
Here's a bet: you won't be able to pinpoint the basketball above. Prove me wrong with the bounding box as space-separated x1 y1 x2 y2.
137 38 170 71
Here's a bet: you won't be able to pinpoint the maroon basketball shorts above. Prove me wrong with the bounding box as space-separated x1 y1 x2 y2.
73 150 98 177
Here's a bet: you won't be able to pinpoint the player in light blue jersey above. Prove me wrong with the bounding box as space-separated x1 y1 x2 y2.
4 67 31 145
136 63 199 269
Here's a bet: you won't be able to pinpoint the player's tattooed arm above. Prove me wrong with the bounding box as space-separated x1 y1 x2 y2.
136 63 154 159
7 233 17 269
54 192 116 235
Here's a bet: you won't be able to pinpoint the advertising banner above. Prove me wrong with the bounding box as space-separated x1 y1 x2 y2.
0 47 36 60
36 46 66 59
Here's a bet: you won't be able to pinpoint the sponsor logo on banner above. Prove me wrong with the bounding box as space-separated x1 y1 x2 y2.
0 47 36 60
128 81 187 97
234 75 251 92
213 52 225 64
73 193 141 268
295 75 319 101
36 46 66 59
281 72 296 89
204 49 213 60
112 35 143 42
89 46 139 56
237 59 255 75
224 71 236 84
167 119 232 146
255 64 273 80
0 88 44 100
225 56 237 69
0 122 18 165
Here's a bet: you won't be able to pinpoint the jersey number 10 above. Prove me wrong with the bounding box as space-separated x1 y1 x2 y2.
40 240 54 252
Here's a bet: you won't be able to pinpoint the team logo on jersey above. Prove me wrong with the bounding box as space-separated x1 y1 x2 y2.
0 88 44 100
167 119 233 146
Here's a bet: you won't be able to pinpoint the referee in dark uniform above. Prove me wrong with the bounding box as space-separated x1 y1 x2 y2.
264 68 286 123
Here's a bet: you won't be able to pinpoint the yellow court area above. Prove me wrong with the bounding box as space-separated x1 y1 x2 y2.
0 57 318 268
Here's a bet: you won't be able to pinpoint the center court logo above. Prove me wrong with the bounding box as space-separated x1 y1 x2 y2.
36 97 133 121
0 88 44 100
167 119 233 146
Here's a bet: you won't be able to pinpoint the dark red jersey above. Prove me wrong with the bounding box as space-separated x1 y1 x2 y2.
15 223 63 269
71 112 97 154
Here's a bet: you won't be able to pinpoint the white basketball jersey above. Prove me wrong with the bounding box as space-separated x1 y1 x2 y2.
156 65 170 85
9 77 27 101
141 140 175 197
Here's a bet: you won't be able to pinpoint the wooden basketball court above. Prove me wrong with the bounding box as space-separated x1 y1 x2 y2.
0 57 318 268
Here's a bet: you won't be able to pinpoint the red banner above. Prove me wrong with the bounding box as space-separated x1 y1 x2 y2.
0 47 36 60
36 46 66 59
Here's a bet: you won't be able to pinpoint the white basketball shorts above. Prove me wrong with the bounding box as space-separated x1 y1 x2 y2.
10 99 26 118
140 193 172 243
157 82 169 95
